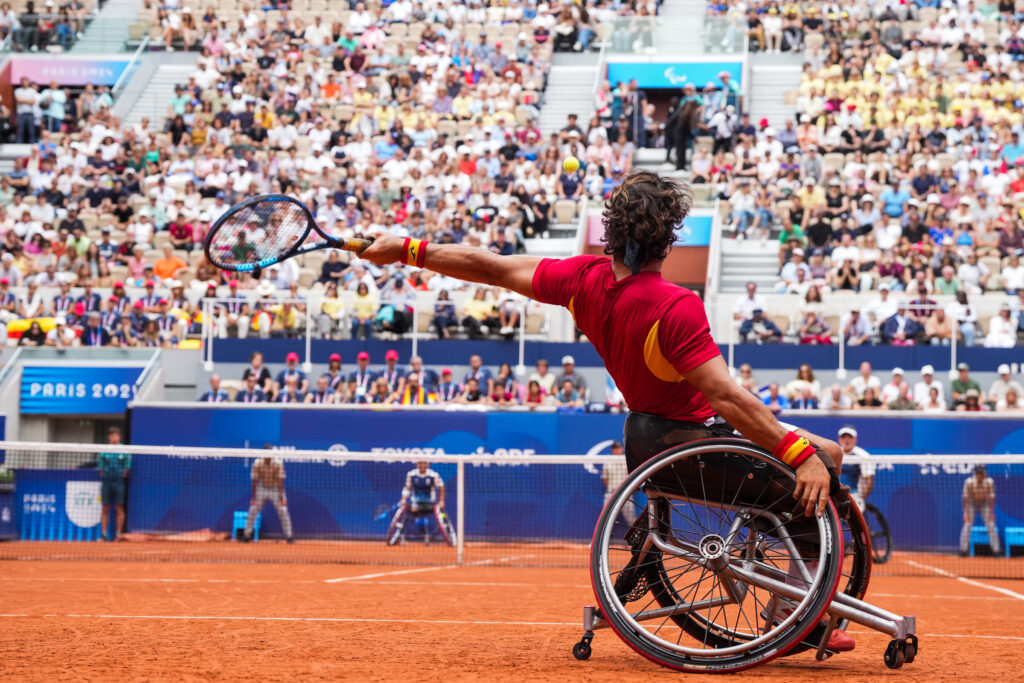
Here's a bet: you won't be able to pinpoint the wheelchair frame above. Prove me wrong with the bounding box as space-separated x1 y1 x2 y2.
573 439 918 672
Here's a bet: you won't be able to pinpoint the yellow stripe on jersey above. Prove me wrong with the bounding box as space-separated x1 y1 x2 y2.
643 320 685 383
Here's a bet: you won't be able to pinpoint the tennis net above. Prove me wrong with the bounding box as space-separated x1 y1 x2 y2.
1 441 1022 578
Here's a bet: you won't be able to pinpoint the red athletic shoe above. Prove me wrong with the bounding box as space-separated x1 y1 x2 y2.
827 629 856 652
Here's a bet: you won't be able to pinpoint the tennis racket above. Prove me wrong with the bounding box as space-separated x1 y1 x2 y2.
373 502 399 521
203 193 373 272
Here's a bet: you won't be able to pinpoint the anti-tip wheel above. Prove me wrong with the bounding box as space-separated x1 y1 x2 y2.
903 636 918 664
572 640 592 660
884 640 905 670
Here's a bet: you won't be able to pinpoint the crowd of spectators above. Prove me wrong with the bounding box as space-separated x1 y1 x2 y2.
694 4 1024 348
199 348 603 409
0 0 91 53
736 359 1024 413
0 0 658 346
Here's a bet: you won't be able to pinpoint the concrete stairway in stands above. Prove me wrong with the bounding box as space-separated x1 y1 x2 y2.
718 239 780 293
123 63 195 132
70 0 142 53
538 58 598 137
747 61 802 128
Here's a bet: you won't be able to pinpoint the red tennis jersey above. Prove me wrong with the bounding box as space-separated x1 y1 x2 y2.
532 255 720 423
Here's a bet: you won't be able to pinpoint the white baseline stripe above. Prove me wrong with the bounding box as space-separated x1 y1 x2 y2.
0 576 588 589
907 560 1024 602
847 630 1024 642
871 592 1016 602
52 614 577 627
323 554 534 583
0 613 1016 640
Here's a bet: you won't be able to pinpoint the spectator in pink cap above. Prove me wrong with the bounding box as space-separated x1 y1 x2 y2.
436 368 460 404
348 350 376 401
275 351 308 397
322 352 345 393
378 349 404 394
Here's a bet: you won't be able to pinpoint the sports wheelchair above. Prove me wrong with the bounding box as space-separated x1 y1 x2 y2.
386 499 457 547
573 438 918 673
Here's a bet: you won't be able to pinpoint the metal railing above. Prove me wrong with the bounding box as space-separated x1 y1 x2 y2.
199 294 552 373
111 34 150 97
717 298 1012 380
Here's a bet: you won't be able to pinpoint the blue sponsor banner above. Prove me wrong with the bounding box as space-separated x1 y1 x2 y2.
20 366 144 414
674 214 713 247
125 408 1024 549
606 60 742 90
130 407 1024 457
14 470 102 541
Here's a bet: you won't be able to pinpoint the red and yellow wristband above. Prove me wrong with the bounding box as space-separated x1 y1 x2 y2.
772 431 815 469
400 238 428 268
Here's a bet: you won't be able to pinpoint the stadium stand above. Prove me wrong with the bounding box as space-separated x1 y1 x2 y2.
680 0 1024 363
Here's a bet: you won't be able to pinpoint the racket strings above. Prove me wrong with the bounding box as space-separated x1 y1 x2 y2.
207 199 311 267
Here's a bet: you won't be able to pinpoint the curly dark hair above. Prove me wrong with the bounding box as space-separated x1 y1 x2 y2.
601 170 694 269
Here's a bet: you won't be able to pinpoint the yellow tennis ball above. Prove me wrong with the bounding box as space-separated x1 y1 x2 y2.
563 156 580 173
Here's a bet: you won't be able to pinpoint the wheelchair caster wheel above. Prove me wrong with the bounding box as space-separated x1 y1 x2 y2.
572 635 593 661
884 639 905 670
904 635 918 664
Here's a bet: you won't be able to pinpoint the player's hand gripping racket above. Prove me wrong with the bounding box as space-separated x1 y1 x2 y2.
203 194 373 272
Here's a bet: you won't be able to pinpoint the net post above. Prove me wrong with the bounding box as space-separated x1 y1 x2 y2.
727 316 736 376
456 457 465 565
836 306 847 381
303 304 313 373
411 304 419 360
517 301 526 377
949 312 957 380
203 298 214 372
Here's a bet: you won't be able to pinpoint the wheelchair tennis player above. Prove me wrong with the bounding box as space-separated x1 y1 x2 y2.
361 170 854 653
390 461 451 546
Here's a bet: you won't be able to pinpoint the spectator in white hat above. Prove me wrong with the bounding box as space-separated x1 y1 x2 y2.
987 364 1024 406
880 367 909 405
555 354 588 399
912 365 945 407
45 315 77 348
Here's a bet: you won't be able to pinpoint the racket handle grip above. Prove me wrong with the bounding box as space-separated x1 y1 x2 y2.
340 237 373 253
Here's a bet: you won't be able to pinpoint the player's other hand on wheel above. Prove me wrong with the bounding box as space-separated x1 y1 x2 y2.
794 456 830 518
359 232 402 266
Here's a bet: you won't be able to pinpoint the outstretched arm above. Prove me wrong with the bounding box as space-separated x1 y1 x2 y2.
359 232 543 299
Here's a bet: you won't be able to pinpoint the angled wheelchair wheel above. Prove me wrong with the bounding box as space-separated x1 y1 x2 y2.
386 506 407 546
640 497 871 656
435 508 458 547
863 503 892 565
592 438 844 673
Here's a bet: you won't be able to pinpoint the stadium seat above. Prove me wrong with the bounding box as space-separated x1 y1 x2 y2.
553 199 577 223
233 511 260 542
969 525 999 556
1005 527 1024 557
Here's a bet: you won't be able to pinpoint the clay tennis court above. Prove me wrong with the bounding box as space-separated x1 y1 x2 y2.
1 544 1021 681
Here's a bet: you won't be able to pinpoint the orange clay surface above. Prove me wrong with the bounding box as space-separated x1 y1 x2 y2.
0 546 1021 682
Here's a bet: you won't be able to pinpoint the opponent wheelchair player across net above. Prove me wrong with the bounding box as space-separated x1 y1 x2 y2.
384 461 457 547
358 170 918 673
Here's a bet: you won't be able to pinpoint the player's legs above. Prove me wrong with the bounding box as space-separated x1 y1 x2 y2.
245 486 272 538
960 503 976 554
270 492 294 541
100 503 110 540
983 502 1000 553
